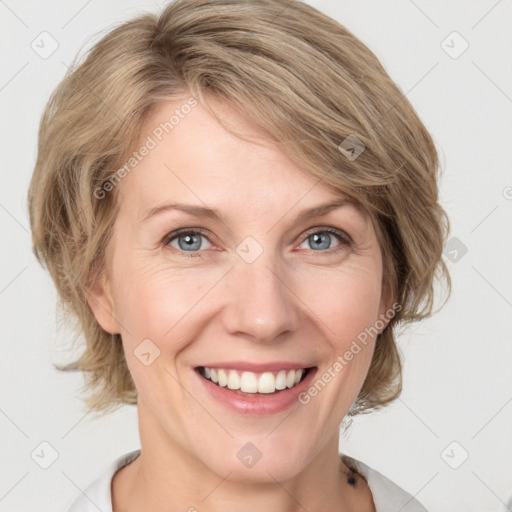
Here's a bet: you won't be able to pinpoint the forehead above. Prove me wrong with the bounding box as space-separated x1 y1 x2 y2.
116 97 367 223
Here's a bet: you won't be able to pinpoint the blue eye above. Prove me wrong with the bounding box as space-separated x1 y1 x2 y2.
165 229 213 257
164 227 351 258
299 229 349 252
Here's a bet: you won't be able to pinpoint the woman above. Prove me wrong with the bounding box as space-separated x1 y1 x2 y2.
28 0 450 510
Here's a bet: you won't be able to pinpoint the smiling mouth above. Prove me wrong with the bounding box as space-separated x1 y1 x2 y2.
196 366 313 395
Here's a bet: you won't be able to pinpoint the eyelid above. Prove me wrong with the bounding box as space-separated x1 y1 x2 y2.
300 225 353 244
162 226 212 246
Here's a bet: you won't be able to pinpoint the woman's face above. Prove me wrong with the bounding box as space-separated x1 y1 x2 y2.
89 95 392 482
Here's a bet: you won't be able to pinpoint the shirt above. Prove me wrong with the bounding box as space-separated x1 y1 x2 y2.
67 449 428 511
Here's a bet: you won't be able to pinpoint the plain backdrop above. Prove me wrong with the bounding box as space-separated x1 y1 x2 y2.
1 1 511 511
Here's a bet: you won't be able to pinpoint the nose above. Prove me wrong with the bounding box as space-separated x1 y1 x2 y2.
221 253 301 344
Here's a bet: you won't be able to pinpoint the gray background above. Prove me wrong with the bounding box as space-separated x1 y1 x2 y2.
1 0 511 511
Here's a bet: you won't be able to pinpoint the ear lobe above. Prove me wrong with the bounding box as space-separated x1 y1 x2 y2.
85 269 119 335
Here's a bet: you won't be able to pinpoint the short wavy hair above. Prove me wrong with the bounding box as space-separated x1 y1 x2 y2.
28 0 451 418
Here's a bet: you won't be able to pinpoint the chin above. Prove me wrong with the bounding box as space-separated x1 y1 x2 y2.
200 438 312 484
216 459 303 485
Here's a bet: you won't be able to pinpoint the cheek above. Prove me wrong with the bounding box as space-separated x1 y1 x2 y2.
295 257 383 347
111 258 215 345
111 264 204 396
110 236 382 351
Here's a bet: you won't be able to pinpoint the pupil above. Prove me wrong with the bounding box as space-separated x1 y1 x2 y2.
312 233 329 250
180 234 200 251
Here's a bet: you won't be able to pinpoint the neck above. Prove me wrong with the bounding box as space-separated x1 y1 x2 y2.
112 402 364 512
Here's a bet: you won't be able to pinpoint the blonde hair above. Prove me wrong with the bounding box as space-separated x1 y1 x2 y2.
28 0 450 417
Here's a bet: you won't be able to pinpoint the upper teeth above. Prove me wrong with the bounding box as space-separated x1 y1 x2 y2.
202 367 305 394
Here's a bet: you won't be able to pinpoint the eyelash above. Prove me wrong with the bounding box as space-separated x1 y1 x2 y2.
162 227 352 259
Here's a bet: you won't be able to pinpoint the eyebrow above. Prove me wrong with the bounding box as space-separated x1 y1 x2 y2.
140 198 364 224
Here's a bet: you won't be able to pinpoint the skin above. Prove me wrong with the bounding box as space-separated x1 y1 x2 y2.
87 93 393 512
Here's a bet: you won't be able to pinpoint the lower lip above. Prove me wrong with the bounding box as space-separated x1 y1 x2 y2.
195 368 318 416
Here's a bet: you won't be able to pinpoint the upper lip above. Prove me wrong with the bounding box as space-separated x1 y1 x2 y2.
196 361 315 372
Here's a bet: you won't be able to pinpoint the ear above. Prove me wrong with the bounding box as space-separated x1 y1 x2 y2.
85 267 119 335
